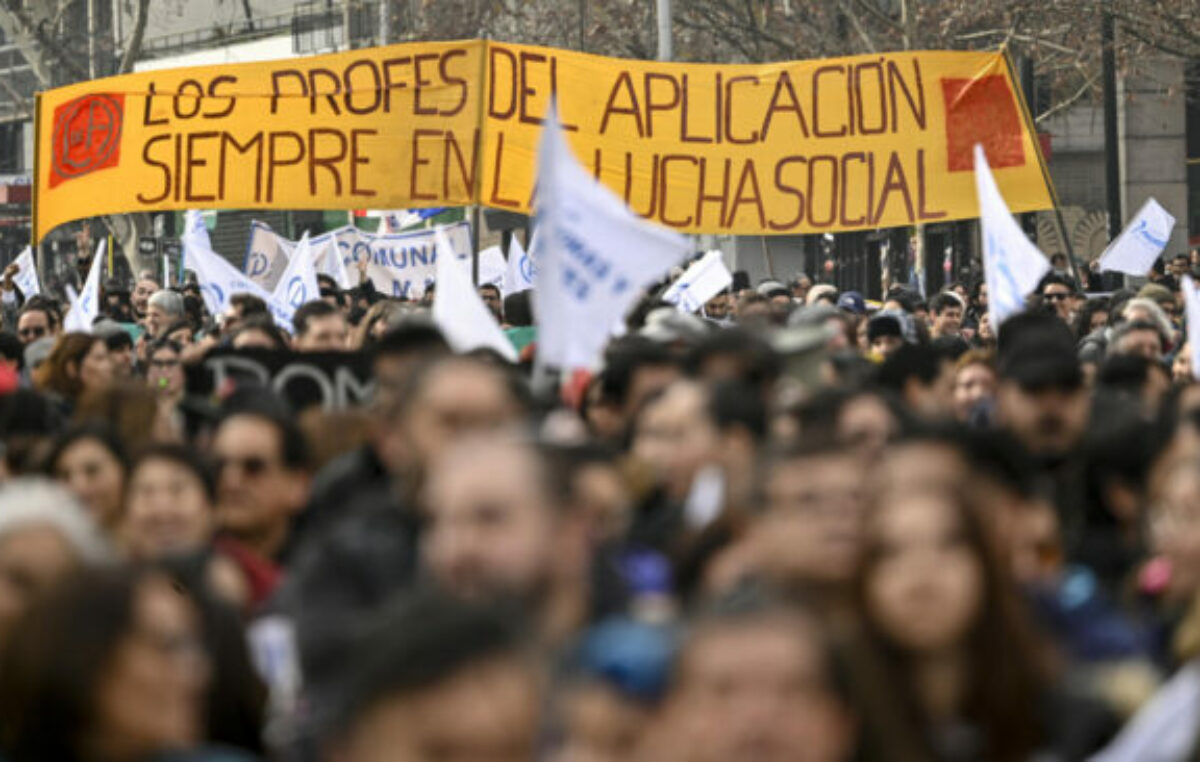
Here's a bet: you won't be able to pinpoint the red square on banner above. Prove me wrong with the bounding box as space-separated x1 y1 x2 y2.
50 93 125 188
941 76 1025 172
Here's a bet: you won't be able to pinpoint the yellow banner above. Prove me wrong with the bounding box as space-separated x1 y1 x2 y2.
34 40 1053 242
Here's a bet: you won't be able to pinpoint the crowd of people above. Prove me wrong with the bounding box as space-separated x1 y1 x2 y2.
0 239 1199 762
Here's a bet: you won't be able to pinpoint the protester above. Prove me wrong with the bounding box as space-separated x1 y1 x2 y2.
33 332 114 412
0 480 111 647
292 300 349 352
44 423 129 533
131 274 161 320
15 297 59 345
6 164 1200 762
329 592 540 762
0 566 252 762
146 290 186 341
211 391 309 572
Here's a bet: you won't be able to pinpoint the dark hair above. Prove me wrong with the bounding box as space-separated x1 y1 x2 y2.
163 319 193 341
680 586 851 705
479 283 501 299
371 322 449 361
683 328 781 389
332 591 526 736
34 333 104 401
1072 297 1111 338
929 292 963 315
1109 320 1166 355
0 331 23 371
876 343 946 391
44 422 129 478
103 329 133 352
218 388 310 471
853 487 1049 761
707 380 768 441
153 556 266 752
317 274 340 293
232 315 290 351
1039 273 1075 293
293 300 341 337
19 295 60 328
130 443 217 505
599 337 676 409
503 291 533 327
229 293 268 318
0 567 193 762
147 337 182 362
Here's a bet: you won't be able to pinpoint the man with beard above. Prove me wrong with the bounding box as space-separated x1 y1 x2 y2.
421 436 595 650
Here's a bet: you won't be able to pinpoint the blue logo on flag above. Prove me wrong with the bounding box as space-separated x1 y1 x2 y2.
286 277 307 308
248 252 269 277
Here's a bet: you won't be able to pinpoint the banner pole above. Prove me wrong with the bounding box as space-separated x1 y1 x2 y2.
1002 47 1083 288
30 92 41 252
469 39 490 287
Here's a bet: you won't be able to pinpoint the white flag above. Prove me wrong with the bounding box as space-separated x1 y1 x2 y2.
185 238 295 331
975 144 1050 328
477 245 507 290
312 236 353 290
502 234 536 296
183 210 213 251
533 105 690 370
662 250 732 313
12 246 40 297
244 221 293 291
64 239 104 333
1097 198 1176 276
272 233 321 313
1183 276 1200 379
432 228 517 362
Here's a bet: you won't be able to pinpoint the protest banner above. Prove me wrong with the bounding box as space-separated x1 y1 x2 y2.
34 41 1052 241
185 347 373 411
246 219 471 299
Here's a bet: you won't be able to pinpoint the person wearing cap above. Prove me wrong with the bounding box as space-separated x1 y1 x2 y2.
929 292 965 340
995 313 1089 461
866 312 907 358
836 292 867 337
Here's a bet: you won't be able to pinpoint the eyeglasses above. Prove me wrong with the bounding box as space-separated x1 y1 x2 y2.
215 455 273 478
17 326 46 340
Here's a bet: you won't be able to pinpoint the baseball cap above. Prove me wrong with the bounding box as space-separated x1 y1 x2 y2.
837 291 866 315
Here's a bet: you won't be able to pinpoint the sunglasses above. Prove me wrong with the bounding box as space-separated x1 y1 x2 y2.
215 455 273 478
18 326 46 339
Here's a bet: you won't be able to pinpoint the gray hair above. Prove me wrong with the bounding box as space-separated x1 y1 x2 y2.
1118 298 1173 344
0 479 114 564
148 289 186 317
